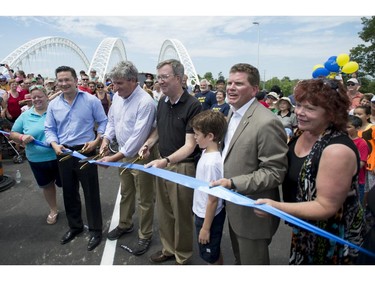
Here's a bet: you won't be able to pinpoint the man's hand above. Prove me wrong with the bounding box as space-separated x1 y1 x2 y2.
51 143 66 156
96 155 114 169
144 158 168 169
138 144 150 159
82 140 98 153
209 178 232 189
99 141 110 156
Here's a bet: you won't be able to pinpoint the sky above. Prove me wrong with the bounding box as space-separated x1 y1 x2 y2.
0 1 372 83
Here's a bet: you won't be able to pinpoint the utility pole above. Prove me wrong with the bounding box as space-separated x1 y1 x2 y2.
253 21 260 70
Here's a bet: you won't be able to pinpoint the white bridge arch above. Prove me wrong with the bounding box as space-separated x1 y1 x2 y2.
158 39 199 86
1 37 198 86
0 36 90 77
89 38 127 82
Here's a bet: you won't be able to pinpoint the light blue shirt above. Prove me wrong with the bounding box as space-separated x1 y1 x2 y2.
45 90 107 146
104 85 156 158
12 106 56 162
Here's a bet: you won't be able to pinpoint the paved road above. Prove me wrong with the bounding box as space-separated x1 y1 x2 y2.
0 152 291 267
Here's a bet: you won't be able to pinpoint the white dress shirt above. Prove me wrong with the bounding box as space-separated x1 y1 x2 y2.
103 85 156 158
222 98 255 160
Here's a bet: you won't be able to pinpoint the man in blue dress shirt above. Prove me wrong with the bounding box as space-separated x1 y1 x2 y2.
45 65 108 251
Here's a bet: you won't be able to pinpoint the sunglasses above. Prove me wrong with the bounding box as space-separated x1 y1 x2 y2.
347 82 355 86
29 85 44 91
97 86 104 88
82 78 89 81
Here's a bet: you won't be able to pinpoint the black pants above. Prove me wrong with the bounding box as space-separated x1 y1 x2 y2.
57 147 102 234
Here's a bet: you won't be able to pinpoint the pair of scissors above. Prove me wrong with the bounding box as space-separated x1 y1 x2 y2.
79 151 105 170
59 149 85 162
120 153 144 175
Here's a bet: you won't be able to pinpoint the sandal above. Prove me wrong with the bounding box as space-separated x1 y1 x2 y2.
47 211 58 225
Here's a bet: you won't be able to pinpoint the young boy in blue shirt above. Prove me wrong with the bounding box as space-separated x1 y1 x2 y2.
190 110 228 264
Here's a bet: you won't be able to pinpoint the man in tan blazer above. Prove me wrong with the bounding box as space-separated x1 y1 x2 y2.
212 63 288 264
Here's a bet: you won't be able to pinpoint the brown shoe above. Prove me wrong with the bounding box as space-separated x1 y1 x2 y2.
149 250 175 263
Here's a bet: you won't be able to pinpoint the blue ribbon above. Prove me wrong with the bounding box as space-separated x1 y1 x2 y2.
2 128 373 260
90 159 375 259
0 130 50 148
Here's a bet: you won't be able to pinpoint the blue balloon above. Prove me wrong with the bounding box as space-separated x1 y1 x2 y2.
312 67 330 78
324 59 340 73
327 55 337 61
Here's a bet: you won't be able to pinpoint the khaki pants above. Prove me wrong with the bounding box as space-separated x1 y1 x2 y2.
156 162 195 264
118 153 155 239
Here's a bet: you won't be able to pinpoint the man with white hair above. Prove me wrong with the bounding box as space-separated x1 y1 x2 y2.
195 79 217 110
89 69 99 82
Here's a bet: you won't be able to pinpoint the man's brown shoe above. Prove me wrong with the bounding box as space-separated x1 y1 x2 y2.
149 250 175 263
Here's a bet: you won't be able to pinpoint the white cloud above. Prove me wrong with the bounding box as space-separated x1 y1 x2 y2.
2 15 367 80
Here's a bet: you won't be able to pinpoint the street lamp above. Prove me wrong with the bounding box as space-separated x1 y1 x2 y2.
253 21 260 70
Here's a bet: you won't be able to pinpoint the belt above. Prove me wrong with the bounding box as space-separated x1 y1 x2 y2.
179 157 195 163
62 144 85 151
161 156 195 164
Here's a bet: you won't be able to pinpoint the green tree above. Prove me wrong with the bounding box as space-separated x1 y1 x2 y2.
280 77 294 97
203 72 213 81
350 17 375 80
217 72 224 80
265 77 278 91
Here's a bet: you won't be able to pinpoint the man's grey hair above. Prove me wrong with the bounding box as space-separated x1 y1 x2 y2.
156 59 184 79
109 61 139 81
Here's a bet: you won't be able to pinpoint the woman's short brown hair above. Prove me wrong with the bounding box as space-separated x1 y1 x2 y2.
294 78 350 131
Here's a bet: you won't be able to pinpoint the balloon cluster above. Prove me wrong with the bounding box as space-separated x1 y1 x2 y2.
312 53 359 79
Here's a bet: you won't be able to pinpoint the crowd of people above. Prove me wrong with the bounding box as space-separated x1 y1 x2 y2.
0 60 374 265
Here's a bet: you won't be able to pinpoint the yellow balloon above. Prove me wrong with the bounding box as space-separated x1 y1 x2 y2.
313 64 324 71
342 61 359 74
336 53 350 67
328 72 337 79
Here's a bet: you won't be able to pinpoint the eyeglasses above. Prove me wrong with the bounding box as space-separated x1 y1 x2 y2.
82 78 89 81
346 82 355 86
29 85 44 92
97 86 104 89
156 74 174 81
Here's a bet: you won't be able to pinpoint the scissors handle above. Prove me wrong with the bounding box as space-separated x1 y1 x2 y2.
80 152 104 170
120 155 143 175
59 149 83 162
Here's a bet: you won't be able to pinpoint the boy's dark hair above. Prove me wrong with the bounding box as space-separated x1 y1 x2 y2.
190 110 227 143
355 105 371 115
216 79 226 85
348 115 362 129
